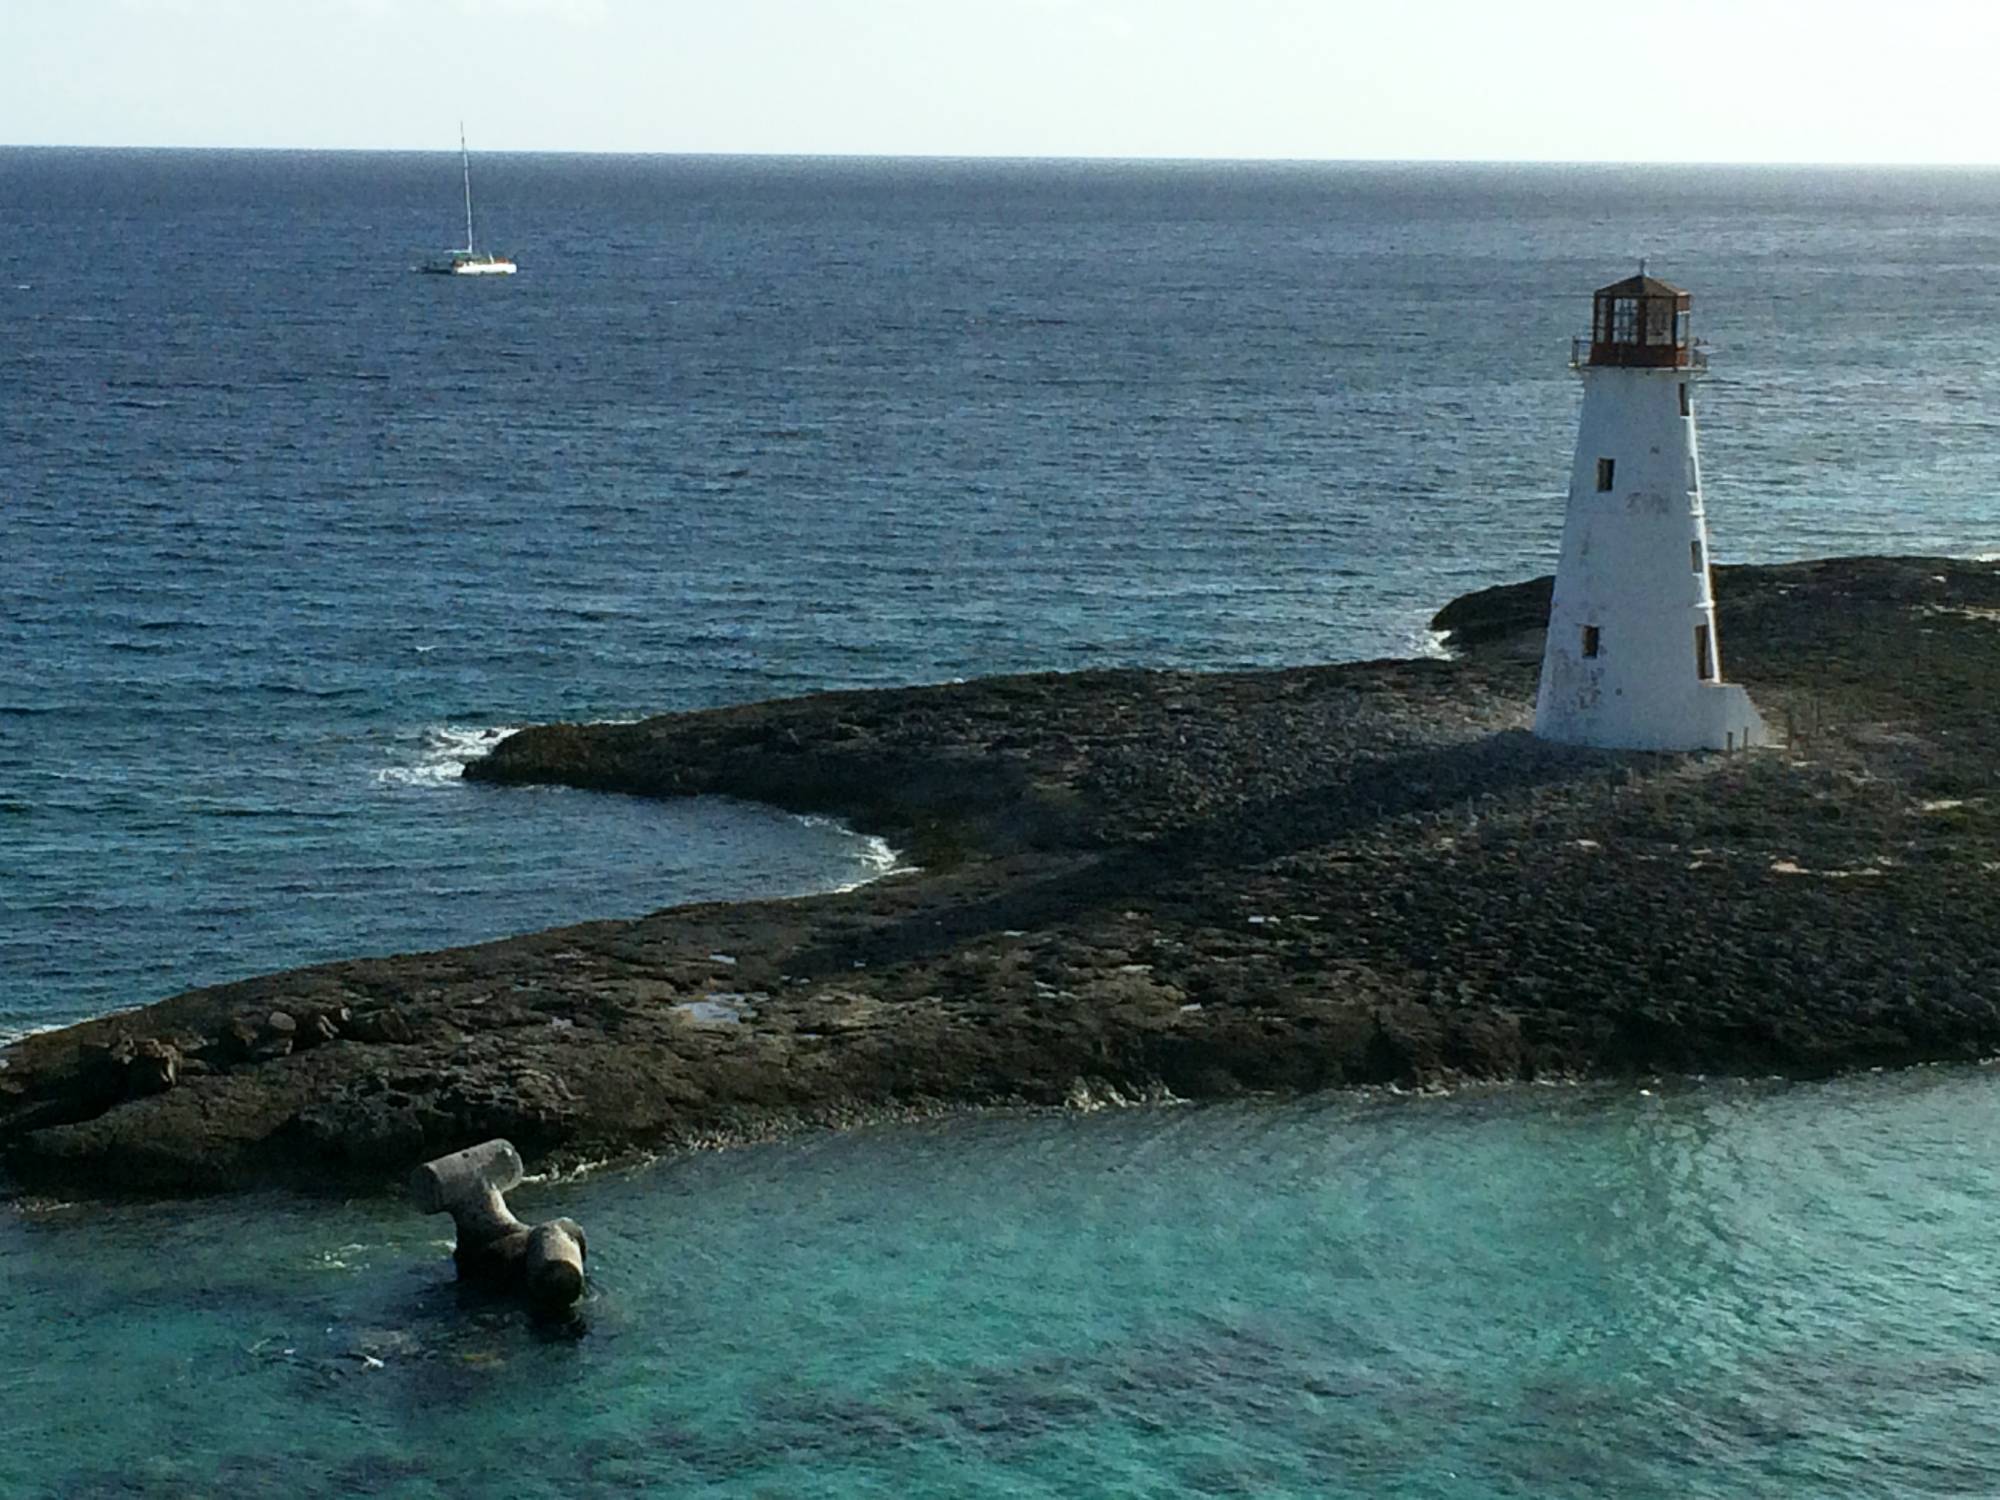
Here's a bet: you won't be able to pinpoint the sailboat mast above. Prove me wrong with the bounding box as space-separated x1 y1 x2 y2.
460 122 474 254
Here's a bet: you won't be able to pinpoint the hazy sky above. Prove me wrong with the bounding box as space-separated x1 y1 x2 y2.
6 0 1999 162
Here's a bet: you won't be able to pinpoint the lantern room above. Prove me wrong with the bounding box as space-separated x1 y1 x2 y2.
1585 272 1694 368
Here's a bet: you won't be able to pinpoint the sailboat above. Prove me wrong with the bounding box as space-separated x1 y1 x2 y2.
422 124 516 276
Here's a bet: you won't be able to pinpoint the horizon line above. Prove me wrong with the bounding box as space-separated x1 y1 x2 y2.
5 143 2000 171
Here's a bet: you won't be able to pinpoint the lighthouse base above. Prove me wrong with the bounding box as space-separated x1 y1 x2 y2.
1534 680 1768 753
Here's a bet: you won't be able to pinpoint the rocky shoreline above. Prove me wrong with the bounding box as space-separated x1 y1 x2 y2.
6 555 1999 1197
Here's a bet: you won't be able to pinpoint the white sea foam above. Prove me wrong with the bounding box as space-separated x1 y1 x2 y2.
1407 626 1453 661
796 814 911 890
0 1018 74 1050
374 724 519 789
833 834 911 890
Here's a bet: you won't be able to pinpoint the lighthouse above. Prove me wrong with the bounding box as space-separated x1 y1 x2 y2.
1533 270 1766 752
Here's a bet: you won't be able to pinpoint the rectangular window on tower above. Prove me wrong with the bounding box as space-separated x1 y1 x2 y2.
1695 623 1715 680
1581 625 1601 659
1679 382 1691 417
1691 539 1704 573
1595 458 1615 492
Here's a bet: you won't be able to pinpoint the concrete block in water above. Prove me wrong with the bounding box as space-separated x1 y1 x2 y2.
525 1218 588 1309
409 1139 585 1314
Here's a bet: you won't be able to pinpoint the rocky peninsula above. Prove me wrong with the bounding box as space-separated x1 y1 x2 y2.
5 556 1999 1197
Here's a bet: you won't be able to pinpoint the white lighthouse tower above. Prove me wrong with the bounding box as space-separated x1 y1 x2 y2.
1533 270 1766 752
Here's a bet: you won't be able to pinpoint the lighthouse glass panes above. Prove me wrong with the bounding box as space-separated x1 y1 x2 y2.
1587 275 1694 368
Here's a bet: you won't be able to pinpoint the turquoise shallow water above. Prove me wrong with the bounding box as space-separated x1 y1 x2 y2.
8 1070 2000 1497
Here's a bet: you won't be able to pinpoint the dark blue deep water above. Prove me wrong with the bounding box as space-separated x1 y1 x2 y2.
8 155 2000 1496
8 154 2000 1031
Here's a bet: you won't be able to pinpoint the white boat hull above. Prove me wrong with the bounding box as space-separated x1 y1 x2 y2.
419 254 518 276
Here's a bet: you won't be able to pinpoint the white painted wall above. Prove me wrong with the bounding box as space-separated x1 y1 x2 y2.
1534 365 1767 751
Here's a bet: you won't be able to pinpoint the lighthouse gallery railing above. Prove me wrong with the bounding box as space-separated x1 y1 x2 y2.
1570 336 1710 372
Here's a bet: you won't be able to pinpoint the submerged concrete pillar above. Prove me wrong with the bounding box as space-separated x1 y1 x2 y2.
410 1139 587 1315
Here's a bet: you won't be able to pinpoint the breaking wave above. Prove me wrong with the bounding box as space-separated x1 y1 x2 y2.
374 724 519 789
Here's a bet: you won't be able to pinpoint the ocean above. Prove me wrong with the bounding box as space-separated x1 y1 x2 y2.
9 1073 2000 1497
6 154 2000 1494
